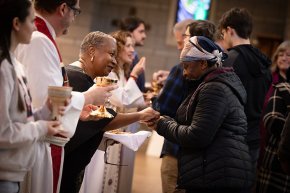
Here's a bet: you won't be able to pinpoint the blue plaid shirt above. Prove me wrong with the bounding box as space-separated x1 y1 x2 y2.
153 64 198 157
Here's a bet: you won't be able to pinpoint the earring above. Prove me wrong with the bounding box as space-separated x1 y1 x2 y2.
91 55 94 62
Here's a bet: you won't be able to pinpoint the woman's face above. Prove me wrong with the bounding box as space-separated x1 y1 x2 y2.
118 36 135 65
276 49 290 73
182 60 204 80
93 38 117 76
15 6 36 44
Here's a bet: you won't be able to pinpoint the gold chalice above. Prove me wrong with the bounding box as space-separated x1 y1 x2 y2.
90 76 118 118
151 80 163 96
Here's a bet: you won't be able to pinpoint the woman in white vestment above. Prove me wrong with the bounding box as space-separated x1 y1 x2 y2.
81 30 146 193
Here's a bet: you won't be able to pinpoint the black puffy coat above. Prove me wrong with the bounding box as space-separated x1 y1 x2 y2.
156 67 254 191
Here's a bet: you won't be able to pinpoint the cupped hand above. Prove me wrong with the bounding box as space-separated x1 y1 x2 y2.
152 70 169 85
79 104 102 121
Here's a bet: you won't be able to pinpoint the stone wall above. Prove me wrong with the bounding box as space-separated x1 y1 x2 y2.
57 0 290 82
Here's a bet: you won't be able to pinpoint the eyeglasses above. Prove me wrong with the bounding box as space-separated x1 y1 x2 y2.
104 139 128 167
67 4 81 16
182 34 191 38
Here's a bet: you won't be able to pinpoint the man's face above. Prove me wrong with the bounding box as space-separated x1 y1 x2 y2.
174 30 185 51
60 0 81 36
221 27 233 49
182 27 191 49
131 23 146 46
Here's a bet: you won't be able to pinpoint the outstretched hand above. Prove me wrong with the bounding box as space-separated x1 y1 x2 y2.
138 107 160 126
79 104 102 121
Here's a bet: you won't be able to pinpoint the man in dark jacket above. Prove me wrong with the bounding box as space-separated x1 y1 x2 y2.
218 8 272 179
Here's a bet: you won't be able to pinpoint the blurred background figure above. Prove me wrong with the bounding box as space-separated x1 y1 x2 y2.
219 8 272 192
96 30 147 193
119 16 147 92
257 68 290 193
259 41 290 167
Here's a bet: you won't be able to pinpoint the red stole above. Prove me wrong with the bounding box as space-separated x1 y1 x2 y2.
34 16 69 87
34 16 66 193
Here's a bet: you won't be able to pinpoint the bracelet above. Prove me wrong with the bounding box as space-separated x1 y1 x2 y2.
130 74 137 81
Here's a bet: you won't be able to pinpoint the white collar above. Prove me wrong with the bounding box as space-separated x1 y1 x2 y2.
36 14 57 40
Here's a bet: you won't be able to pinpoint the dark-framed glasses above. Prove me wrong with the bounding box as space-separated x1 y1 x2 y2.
67 4 81 16
182 33 191 38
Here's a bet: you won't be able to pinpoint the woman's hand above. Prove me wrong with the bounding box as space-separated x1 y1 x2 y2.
46 120 62 136
84 84 118 106
46 98 71 116
130 57 146 78
79 104 102 121
138 107 160 122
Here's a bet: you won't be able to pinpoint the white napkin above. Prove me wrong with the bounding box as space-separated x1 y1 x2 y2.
102 131 152 151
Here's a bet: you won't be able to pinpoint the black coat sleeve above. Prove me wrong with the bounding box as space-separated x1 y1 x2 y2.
157 82 228 148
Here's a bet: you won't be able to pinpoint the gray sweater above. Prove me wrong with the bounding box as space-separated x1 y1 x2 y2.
0 54 49 182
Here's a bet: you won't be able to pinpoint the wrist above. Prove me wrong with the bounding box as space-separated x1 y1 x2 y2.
83 91 93 105
130 74 138 81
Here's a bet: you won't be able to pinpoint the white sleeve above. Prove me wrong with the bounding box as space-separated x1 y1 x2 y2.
15 31 63 109
59 91 85 138
108 72 145 109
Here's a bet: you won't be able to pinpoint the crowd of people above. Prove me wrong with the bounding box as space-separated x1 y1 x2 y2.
0 0 289 193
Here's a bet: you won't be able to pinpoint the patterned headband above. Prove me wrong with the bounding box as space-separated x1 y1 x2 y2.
180 36 225 66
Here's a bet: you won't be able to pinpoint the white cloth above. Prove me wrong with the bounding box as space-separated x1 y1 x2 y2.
15 16 84 193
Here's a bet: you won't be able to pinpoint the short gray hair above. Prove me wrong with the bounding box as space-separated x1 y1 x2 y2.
80 31 115 54
173 19 195 33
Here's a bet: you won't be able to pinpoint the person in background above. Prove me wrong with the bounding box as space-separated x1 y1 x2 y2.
146 36 254 193
256 67 290 193
102 30 146 193
259 41 290 166
0 0 64 192
218 8 272 192
119 16 147 92
60 31 159 193
15 1 115 193
278 113 290 174
152 19 216 193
